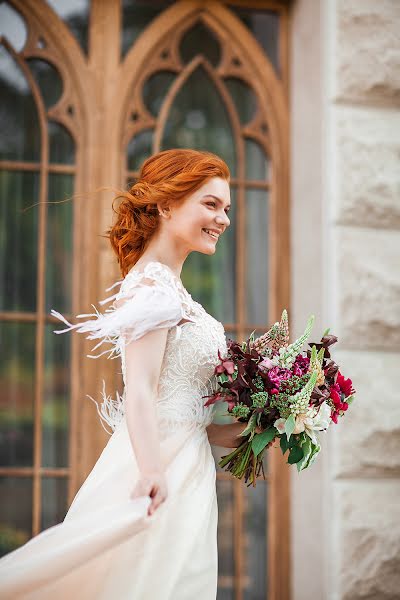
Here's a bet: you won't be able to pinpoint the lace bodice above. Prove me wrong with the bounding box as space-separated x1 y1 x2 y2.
51 261 228 435
117 263 227 432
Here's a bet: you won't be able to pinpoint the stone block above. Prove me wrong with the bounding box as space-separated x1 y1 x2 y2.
335 108 400 229
336 481 400 600
337 227 400 351
331 350 400 478
335 0 400 105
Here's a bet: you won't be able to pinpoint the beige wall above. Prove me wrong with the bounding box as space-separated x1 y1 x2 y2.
290 0 400 598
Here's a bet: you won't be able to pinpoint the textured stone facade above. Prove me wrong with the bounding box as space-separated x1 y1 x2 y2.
330 1 400 598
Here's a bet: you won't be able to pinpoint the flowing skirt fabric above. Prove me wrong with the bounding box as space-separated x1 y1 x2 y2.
0 418 218 599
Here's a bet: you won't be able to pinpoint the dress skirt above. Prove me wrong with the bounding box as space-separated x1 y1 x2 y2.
0 418 218 600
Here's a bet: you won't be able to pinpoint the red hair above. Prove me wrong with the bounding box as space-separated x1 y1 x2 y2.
107 148 230 277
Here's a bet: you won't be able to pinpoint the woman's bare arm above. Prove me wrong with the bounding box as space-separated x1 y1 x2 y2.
124 326 169 476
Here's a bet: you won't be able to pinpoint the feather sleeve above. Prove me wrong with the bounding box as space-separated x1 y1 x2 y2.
50 262 187 361
50 262 189 434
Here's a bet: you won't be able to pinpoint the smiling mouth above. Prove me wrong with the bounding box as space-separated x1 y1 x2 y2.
202 228 219 240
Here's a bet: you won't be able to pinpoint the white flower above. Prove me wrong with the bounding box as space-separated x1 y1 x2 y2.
293 402 332 445
312 401 332 430
274 418 286 434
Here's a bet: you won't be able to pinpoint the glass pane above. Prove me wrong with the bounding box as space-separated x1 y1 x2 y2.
41 477 68 530
121 0 174 58
143 72 176 118
0 3 27 52
42 324 70 468
161 65 237 176
243 481 268 599
0 45 41 161
180 22 221 67
0 323 35 467
49 121 75 165
45 174 73 314
228 7 280 75
245 139 269 181
216 478 234 599
27 59 63 110
181 188 237 325
127 129 153 172
224 78 257 126
0 477 32 557
0 170 39 312
46 0 90 54
245 190 269 325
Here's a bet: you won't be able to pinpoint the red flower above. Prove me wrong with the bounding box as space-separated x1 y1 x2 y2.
336 371 354 397
330 387 341 407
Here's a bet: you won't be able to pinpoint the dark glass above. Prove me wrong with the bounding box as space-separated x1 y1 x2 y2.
0 477 32 557
121 0 174 58
0 323 36 467
143 71 176 118
161 65 236 176
27 58 63 110
0 45 41 161
243 481 268 599
216 478 235 600
181 188 237 325
41 477 68 530
0 170 39 312
245 139 269 181
180 22 221 67
49 121 75 165
127 129 153 172
228 7 280 75
224 78 257 126
45 174 73 314
42 324 70 468
245 189 269 325
45 0 90 55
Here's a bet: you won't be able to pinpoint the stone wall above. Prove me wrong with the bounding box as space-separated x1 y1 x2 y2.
328 1 400 599
290 1 400 598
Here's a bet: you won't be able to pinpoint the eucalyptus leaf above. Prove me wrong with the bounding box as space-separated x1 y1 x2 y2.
251 427 277 458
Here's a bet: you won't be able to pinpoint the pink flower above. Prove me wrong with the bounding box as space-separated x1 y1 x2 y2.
268 366 292 387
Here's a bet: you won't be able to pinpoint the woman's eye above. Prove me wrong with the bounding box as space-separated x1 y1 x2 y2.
207 201 216 207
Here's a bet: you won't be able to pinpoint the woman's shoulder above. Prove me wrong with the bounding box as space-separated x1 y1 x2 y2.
118 261 186 302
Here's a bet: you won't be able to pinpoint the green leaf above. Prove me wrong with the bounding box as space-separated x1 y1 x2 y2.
322 327 330 336
306 443 321 469
251 427 277 458
238 413 257 438
280 434 289 454
285 414 296 441
296 437 312 472
346 394 355 405
288 445 304 464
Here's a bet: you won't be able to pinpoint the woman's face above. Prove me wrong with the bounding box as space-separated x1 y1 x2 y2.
159 176 231 256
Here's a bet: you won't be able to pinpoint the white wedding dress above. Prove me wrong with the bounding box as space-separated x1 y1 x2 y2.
0 261 228 599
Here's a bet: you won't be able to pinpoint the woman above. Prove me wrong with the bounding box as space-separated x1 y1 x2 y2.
0 148 261 599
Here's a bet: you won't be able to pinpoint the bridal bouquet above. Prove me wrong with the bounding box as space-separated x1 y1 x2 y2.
203 310 355 486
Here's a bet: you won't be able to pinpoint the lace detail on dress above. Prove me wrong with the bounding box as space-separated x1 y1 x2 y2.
51 261 227 435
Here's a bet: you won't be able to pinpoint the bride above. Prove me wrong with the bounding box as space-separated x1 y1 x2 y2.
0 148 262 599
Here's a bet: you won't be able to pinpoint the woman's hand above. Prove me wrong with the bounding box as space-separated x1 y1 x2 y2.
131 471 168 516
207 421 264 449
